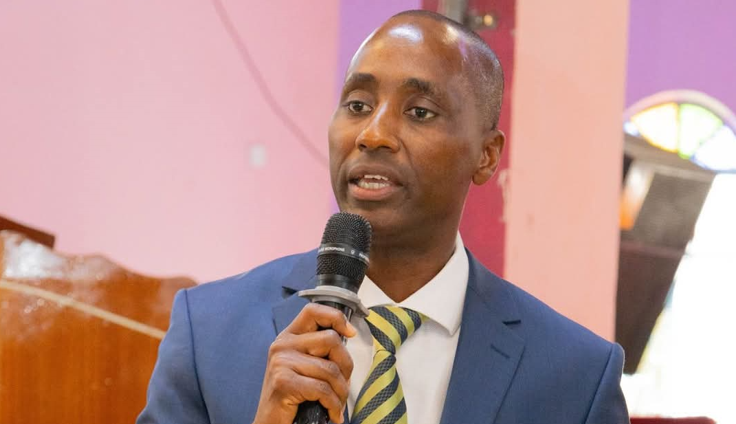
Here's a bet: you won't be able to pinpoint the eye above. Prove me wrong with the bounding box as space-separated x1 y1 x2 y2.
345 101 373 115
405 107 437 121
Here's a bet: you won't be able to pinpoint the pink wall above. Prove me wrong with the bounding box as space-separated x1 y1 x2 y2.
0 1 339 281
505 0 630 339
1 1 630 340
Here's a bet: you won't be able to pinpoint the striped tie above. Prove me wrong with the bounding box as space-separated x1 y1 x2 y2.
351 306 427 424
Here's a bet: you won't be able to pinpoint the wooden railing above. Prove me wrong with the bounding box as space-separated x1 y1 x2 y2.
0 230 195 424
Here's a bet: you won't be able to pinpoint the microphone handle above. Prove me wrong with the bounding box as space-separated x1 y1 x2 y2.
293 401 330 424
293 301 354 424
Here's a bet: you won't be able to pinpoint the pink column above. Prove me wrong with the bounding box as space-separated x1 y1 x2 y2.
505 0 630 339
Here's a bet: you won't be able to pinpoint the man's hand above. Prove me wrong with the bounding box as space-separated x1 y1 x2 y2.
252 303 357 424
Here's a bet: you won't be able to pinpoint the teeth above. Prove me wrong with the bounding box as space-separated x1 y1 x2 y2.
357 180 390 190
363 174 389 181
352 173 392 190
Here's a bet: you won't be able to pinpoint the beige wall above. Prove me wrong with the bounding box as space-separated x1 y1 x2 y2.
505 0 630 340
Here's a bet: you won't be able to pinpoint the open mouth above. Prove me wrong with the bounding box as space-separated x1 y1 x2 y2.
347 172 401 201
351 174 393 190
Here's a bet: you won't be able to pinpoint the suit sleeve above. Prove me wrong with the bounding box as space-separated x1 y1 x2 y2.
584 343 630 424
137 290 210 424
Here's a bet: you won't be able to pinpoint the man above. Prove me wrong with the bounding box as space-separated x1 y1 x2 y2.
138 10 629 424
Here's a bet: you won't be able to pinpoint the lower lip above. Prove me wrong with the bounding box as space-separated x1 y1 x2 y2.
348 182 401 201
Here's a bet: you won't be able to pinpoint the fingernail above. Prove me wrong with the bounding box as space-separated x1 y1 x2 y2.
346 322 357 337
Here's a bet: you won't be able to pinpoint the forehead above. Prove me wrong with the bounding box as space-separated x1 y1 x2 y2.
345 20 471 89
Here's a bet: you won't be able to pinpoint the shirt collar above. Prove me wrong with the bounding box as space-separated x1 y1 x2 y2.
358 233 469 336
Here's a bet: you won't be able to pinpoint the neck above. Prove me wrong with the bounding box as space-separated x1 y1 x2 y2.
366 229 458 302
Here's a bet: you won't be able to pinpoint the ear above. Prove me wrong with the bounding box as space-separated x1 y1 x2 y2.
472 129 505 186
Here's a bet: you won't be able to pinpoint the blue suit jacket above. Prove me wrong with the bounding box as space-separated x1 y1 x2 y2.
138 249 629 424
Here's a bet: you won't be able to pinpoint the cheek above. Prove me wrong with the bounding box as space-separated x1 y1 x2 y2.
420 141 475 181
420 152 476 207
328 120 357 155
327 121 357 182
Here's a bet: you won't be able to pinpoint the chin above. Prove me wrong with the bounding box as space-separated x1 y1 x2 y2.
358 212 409 244
337 206 376 224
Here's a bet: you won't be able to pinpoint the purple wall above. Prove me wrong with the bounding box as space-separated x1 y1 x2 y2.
626 0 736 112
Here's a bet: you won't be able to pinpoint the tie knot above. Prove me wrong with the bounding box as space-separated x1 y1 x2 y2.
365 306 427 354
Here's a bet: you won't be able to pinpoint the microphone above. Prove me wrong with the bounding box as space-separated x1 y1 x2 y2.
295 212 372 424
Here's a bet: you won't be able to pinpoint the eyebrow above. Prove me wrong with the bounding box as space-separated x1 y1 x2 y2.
400 78 449 105
341 73 377 97
340 74 450 107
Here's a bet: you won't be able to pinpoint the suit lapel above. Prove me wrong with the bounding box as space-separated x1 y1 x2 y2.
272 250 318 335
270 250 350 424
439 251 525 424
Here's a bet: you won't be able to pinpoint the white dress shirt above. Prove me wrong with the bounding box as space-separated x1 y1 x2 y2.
346 233 469 424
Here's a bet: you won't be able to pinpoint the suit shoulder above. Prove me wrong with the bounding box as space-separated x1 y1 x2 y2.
185 250 316 306
500 277 615 356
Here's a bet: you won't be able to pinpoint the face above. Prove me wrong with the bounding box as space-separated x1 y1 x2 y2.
328 18 501 243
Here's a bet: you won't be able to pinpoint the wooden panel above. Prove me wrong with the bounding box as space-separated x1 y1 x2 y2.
0 230 195 424
0 215 55 248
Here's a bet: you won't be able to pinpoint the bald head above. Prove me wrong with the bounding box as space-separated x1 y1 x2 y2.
384 10 505 130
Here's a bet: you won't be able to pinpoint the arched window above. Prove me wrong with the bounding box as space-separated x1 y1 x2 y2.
624 90 736 173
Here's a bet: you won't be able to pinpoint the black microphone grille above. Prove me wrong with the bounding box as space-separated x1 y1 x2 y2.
320 212 372 253
317 213 372 287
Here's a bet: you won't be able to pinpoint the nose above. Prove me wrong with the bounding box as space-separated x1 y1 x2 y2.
355 106 400 153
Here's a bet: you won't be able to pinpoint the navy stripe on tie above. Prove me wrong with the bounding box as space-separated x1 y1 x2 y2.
373 307 409 344
404 309 423 331
366 320 396 353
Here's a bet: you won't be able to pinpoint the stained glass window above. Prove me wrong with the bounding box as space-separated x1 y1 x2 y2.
626 101 736 173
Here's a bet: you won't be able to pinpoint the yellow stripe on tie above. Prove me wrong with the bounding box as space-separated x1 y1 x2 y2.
360 382 405 424
352 362 396 416
390 307 416 336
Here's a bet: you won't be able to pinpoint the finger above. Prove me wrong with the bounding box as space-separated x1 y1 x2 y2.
276 330 354 380
276 372 344 423
288 353 350 404
288 303 357 337
325 337 354 381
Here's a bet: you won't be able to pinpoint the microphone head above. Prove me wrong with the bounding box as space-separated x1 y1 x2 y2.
317 212 372 292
